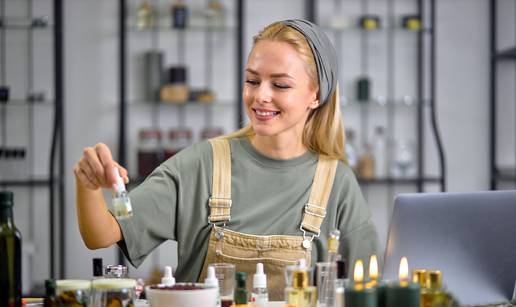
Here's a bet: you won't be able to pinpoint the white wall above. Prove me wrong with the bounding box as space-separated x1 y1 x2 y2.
4 0 504 288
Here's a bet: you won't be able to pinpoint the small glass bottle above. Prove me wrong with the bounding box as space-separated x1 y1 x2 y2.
92 258 103 279
285 269 317 307
232 272 253 307
171 0 188 29
137 0 155 30
345 128 358 171
112 168 133 219
205 266 221 307
104 264 129 279
421 270 450 307
251 263 268 307
372 126 388 178
44 279 57 307
334 260 349 307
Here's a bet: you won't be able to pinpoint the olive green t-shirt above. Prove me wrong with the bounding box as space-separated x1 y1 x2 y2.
117 137 382 281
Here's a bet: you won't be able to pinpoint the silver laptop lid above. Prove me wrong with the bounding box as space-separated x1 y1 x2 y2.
383 190 516 306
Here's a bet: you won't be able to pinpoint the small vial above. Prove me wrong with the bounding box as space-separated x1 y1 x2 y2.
252 263 268 307
112 167 133 219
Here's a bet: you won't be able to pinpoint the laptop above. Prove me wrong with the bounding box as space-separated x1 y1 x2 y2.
383 190 516 306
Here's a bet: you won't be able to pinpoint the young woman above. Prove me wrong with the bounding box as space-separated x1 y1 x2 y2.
74 19 381 300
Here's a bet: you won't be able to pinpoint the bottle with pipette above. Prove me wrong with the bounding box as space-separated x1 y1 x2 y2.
319 229 341 307
112 167 133 219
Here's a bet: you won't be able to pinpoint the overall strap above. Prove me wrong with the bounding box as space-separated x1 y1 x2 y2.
300 155 339 236
208 138 232 224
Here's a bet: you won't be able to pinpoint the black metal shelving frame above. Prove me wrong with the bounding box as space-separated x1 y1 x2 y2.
313 0 446 191
117 0 445 262
0 0 65 281
489 0 516 190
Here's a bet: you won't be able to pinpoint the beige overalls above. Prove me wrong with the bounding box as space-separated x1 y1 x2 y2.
198 138 338 300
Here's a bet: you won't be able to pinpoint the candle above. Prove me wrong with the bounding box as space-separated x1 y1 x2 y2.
344 260 377 307
367 255 387 307
386 257 420 307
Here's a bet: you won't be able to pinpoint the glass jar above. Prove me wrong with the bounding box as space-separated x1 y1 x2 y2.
164 128 192 160
90 278 136 307
55 279 91 306
137 129 163 178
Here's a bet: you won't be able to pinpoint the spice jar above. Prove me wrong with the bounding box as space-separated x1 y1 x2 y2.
90 278 137 307
137 129 163 178
56 280 91 306
164 128 192 160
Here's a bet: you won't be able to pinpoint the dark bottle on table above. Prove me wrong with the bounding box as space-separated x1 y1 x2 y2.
0 191 22 307
43 279 57 307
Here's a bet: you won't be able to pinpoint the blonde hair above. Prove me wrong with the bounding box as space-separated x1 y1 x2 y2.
225 22 346 162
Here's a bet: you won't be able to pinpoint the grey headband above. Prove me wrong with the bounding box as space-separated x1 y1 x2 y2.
282 19 338 106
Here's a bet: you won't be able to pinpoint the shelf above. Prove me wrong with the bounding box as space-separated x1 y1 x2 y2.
358 177 442 185
127 100 235 107
128 24 234 33
341 98 428 108
0 178 53 187
495 168 516 182
322 26 431 34
495 47 516 60
0 100 55 106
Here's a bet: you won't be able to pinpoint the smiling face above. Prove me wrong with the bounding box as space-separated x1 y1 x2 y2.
243 40 319 145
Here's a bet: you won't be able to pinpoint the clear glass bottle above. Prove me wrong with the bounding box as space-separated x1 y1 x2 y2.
345 128 358 171
372 126 388 178
112 168 133 219
285 269 317 307
137 0 155 30
251 263 268 307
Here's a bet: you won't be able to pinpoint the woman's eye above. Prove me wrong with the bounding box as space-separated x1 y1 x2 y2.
274 83 290 89
245 79 259 85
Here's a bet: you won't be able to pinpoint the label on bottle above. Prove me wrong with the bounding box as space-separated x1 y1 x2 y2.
251 293 268 307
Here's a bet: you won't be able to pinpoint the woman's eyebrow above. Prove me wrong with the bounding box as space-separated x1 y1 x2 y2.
245 68 294 79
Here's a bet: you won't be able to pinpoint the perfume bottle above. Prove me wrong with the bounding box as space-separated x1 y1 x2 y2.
421 271 450 307
112 168 133 219
285 269 317 307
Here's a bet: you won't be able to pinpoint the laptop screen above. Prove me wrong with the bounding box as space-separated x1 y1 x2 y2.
383 190 516 306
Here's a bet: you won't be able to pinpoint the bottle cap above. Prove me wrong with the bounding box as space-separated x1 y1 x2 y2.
161 266 176 286
235 272 247 288
292 270 309 289
253 263 267 289
204 266 219 288
114 167 126 193
93 258 103 277
45 279 56 292
426 270 442 290
0 191 13 208
412 269 427 288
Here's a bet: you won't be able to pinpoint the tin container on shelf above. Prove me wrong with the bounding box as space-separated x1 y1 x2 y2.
55 280 91 306
164 128 192 160
90 278 137 307
137 129 163 178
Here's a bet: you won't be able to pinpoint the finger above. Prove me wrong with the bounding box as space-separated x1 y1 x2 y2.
79 158 102 188
95 143 116 185
75 166 99 190
114 162 130 184
83 147 106 184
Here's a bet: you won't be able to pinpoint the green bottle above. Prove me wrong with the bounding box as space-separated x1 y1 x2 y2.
234 272 248 305
43 279 57 307
0 191 22 307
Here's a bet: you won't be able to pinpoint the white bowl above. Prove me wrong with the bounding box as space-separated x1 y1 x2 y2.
145 283 218 307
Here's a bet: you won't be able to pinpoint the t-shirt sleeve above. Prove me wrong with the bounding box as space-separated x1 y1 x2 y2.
116 164 179 268
336 165 384 275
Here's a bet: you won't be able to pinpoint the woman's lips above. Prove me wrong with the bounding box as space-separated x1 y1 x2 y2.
252 108 280 121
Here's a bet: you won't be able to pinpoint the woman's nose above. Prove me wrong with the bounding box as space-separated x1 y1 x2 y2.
255 83 272 103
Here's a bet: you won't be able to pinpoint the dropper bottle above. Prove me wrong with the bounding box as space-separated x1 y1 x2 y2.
251 263 268 307
161 266 175 287
112 167 133 219
205 266 221 307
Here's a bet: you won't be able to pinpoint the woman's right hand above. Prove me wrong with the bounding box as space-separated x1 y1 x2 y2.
74 143 129 191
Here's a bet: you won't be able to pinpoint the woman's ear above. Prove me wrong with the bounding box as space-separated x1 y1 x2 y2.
309 98 320 110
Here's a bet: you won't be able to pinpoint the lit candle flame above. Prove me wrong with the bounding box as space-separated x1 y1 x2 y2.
354 259 364 283
399 257 409 282
369 255 379 281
